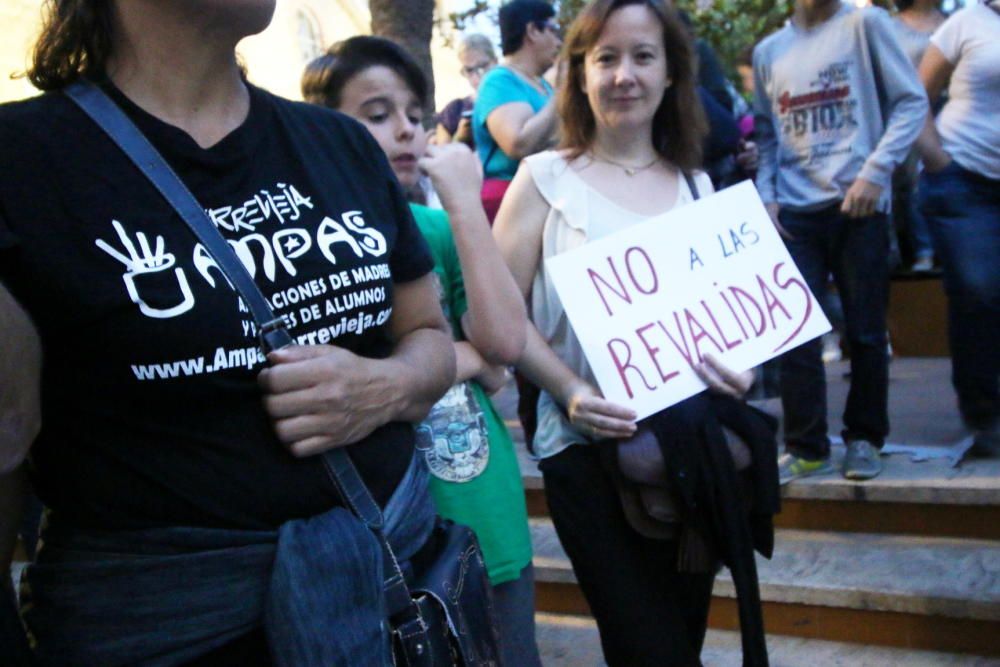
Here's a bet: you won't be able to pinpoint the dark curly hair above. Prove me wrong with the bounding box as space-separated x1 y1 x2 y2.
558 0 707 172
26 0 114 91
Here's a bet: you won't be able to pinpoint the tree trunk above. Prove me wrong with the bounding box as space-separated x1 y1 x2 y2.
369 0 437 116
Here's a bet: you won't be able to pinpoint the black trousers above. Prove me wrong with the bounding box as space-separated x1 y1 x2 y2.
777 206 891 459
182 628 271 666
540 445 715 667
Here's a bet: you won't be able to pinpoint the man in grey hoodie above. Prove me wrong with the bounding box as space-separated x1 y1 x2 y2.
753 0 927 481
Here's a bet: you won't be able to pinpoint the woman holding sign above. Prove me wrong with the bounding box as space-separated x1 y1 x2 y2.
494 1 779 665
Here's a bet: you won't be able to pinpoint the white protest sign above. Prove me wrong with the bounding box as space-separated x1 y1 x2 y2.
545 180 830 420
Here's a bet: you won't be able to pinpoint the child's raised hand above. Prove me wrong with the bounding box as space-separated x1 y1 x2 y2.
418 143 483 212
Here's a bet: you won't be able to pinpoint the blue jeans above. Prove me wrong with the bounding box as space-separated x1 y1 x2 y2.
778 205 890 460
904 182 934 260
893 158 934 263
23 452 435 667
920 162 1000 430
492 563 543 667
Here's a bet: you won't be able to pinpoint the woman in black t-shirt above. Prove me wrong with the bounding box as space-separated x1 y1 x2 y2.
0 1 455 665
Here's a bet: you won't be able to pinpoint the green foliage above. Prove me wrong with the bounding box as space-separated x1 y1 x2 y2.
563 0 792 84
556 0 588 28
552 0 792 85
443 0 493 35
440 0 571 44
675 0 793 82
442 0 811 90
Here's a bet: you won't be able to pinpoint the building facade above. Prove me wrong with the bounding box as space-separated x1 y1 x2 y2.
0 0 474 111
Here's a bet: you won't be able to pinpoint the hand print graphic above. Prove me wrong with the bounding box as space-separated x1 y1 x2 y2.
95 220 196 319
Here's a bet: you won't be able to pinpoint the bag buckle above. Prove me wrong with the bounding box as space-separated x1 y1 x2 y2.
259 316 293 353
391 611 431 667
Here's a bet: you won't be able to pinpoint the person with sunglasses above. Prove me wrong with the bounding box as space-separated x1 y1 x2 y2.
472 0 564 458
473 0 563 224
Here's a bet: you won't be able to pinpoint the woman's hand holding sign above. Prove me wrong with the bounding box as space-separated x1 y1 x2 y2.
694 353 755 399
564 379 637 441
561 353 749 443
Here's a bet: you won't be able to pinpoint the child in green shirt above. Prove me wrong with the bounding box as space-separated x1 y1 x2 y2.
302 36 540 667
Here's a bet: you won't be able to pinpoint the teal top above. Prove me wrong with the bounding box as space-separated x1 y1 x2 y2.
408 203 532 585
472 66 554 181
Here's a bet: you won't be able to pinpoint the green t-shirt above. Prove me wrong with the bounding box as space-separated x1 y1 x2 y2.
409 203 532 585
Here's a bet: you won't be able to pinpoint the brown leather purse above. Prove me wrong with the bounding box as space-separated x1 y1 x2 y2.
608 424 752 541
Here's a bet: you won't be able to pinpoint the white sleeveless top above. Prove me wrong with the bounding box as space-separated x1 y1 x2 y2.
524 150 714 460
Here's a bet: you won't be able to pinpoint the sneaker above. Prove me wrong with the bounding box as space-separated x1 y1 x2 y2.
843 440 883 480
911 254 934 272
778 452 833 485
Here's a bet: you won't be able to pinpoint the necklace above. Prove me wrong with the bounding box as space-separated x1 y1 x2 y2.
590 152 660 176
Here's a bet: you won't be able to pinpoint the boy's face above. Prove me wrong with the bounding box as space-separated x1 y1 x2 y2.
337 65 427 188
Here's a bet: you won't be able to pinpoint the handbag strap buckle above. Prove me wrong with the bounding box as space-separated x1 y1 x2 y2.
259 316 293 353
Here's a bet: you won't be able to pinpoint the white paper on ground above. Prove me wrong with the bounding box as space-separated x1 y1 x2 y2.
881 438 975 468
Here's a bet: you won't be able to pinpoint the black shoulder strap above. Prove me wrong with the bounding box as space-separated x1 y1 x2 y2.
64 79 415 617
64 81 293 355
684 171 700 200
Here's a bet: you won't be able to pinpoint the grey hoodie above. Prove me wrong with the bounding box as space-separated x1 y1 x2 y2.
753 2 928 213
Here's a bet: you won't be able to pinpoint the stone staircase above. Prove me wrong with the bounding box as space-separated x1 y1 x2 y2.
534 612 999 666
498 358 1000 664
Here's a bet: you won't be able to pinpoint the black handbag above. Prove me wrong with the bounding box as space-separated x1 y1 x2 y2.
65 79 502 667
399 520 501 666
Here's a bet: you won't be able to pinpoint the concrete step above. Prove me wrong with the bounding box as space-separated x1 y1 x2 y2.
505 359 1000 540
518 438 1000 539
499 358 971 452
535 612 1000 667
531 518 1000 655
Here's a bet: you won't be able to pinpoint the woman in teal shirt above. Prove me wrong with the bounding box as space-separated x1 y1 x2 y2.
473 0 562 221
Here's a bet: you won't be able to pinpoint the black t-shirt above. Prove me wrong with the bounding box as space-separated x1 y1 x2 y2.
0 82 434 530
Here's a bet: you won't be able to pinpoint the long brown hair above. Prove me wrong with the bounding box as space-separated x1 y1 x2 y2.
26 0 115 91
558 0 707 172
